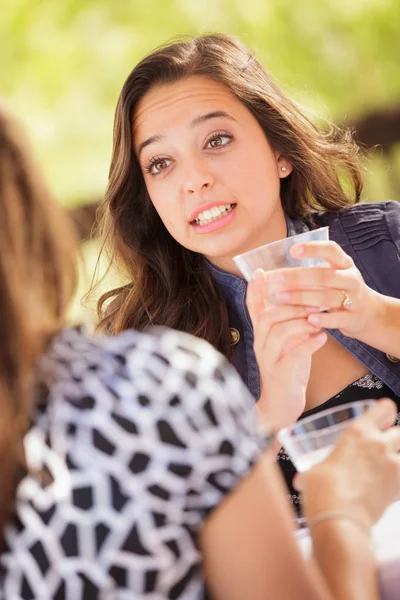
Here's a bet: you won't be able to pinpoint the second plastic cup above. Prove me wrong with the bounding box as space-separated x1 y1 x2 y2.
277 399 376 472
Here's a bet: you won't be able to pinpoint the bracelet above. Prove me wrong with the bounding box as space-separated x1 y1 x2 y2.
307 511 371 538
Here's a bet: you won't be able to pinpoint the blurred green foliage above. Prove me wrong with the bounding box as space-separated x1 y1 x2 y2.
2 0 400 321
2 0 400 204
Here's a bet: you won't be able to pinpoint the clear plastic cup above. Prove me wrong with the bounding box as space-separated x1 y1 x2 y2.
277 399 376 472
233 227 329 282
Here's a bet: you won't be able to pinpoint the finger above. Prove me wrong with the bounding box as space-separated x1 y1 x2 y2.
247 270 268 322
256 316 320 363
251 304 321 334
247 271 322 322
290 240 354 269
382 426 400 453
292 472 303 491
284 331 328 363
307 310 353 330
276 289 346 309
359 398 398 431
264 265 360 293
281 331 314 356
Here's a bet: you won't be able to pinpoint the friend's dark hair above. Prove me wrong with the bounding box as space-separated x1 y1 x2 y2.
0 106 77 546
95 33 363 355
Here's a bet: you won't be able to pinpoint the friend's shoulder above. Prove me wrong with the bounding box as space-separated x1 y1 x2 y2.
43 324 227 385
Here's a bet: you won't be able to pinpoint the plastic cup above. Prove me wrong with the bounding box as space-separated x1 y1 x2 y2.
233 226 329 282
277 399 376 472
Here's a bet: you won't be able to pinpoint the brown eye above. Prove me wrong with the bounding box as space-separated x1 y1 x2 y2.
206 133 232 150
210 137 223 148
146 157 172 175
154 159 167 172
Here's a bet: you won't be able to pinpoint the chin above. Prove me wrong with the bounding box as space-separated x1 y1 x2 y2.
201 244 238 259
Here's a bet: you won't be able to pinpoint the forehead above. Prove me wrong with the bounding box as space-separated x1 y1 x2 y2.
133 75 245 142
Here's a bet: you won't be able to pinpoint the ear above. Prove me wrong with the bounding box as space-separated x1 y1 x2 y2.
276 155 293 179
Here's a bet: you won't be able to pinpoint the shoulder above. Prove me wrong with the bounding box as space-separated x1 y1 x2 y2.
313 202 400 295
315 201 400 253
38 325 255 428
35 325 263 517
315 200 400 227
42 324 235 386
43 325 227 372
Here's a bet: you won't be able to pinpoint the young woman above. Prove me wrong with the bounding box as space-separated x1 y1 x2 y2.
94 33 400 507
2 104 400 600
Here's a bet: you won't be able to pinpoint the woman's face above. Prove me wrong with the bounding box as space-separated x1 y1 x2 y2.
133 75 292 274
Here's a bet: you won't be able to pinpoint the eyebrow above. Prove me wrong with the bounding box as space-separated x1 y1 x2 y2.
137 111 236 159
190 110 236 127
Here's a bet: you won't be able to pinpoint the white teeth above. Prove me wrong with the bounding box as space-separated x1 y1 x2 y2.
195 204 234 226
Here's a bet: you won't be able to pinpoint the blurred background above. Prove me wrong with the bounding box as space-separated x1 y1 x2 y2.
2 0 400 323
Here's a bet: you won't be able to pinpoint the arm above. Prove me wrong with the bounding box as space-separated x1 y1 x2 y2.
200 454 333 600
306 519 377 600
300 399 400 600
201 399 400 600
200 452 380 600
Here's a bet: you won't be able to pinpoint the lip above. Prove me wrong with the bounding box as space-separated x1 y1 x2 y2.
188 201 235 223
191 204 236 234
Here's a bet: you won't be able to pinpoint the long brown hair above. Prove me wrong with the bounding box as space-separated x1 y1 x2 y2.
0 106 77 543
95 33 363 354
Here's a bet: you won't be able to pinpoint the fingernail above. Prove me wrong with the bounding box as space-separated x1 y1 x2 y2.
306 306 320 314
253 268 265 281
308 314 321 326
291 244 304 257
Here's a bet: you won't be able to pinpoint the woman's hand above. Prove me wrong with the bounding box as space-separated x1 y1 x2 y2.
247 271 327 430
299 399 400 527
262 240 383 339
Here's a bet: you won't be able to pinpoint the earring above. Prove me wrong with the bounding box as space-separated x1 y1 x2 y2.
281 166 287 172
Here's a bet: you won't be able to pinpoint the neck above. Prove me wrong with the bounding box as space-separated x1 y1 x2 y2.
207 255 243 277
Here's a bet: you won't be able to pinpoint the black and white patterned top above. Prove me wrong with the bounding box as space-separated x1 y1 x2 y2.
0 327 269 599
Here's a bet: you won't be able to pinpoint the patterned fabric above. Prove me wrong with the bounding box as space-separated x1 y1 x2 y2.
0 327 269 599
277 373 400 510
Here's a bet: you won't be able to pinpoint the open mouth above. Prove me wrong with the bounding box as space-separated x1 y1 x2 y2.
191 203 236 227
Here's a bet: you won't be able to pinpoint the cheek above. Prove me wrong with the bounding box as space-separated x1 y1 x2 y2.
148 190 185 240
230 145 279 190
251 149 281 194
233 165 281 209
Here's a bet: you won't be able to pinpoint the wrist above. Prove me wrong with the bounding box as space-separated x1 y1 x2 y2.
372 290 392 336
307 511 371 540
358 291 400 357
380 295 400 350
300 464 373 528
256 391 302 431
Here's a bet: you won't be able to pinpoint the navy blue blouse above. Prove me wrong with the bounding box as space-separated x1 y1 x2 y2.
208 201 400 400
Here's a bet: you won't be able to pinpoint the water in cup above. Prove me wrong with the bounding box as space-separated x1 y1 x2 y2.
278 399 376 472
294 445 333 472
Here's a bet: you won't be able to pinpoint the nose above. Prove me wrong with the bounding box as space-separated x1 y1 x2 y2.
182 155 215 196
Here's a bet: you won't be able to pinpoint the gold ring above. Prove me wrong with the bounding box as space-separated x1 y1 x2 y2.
341 291 352 310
